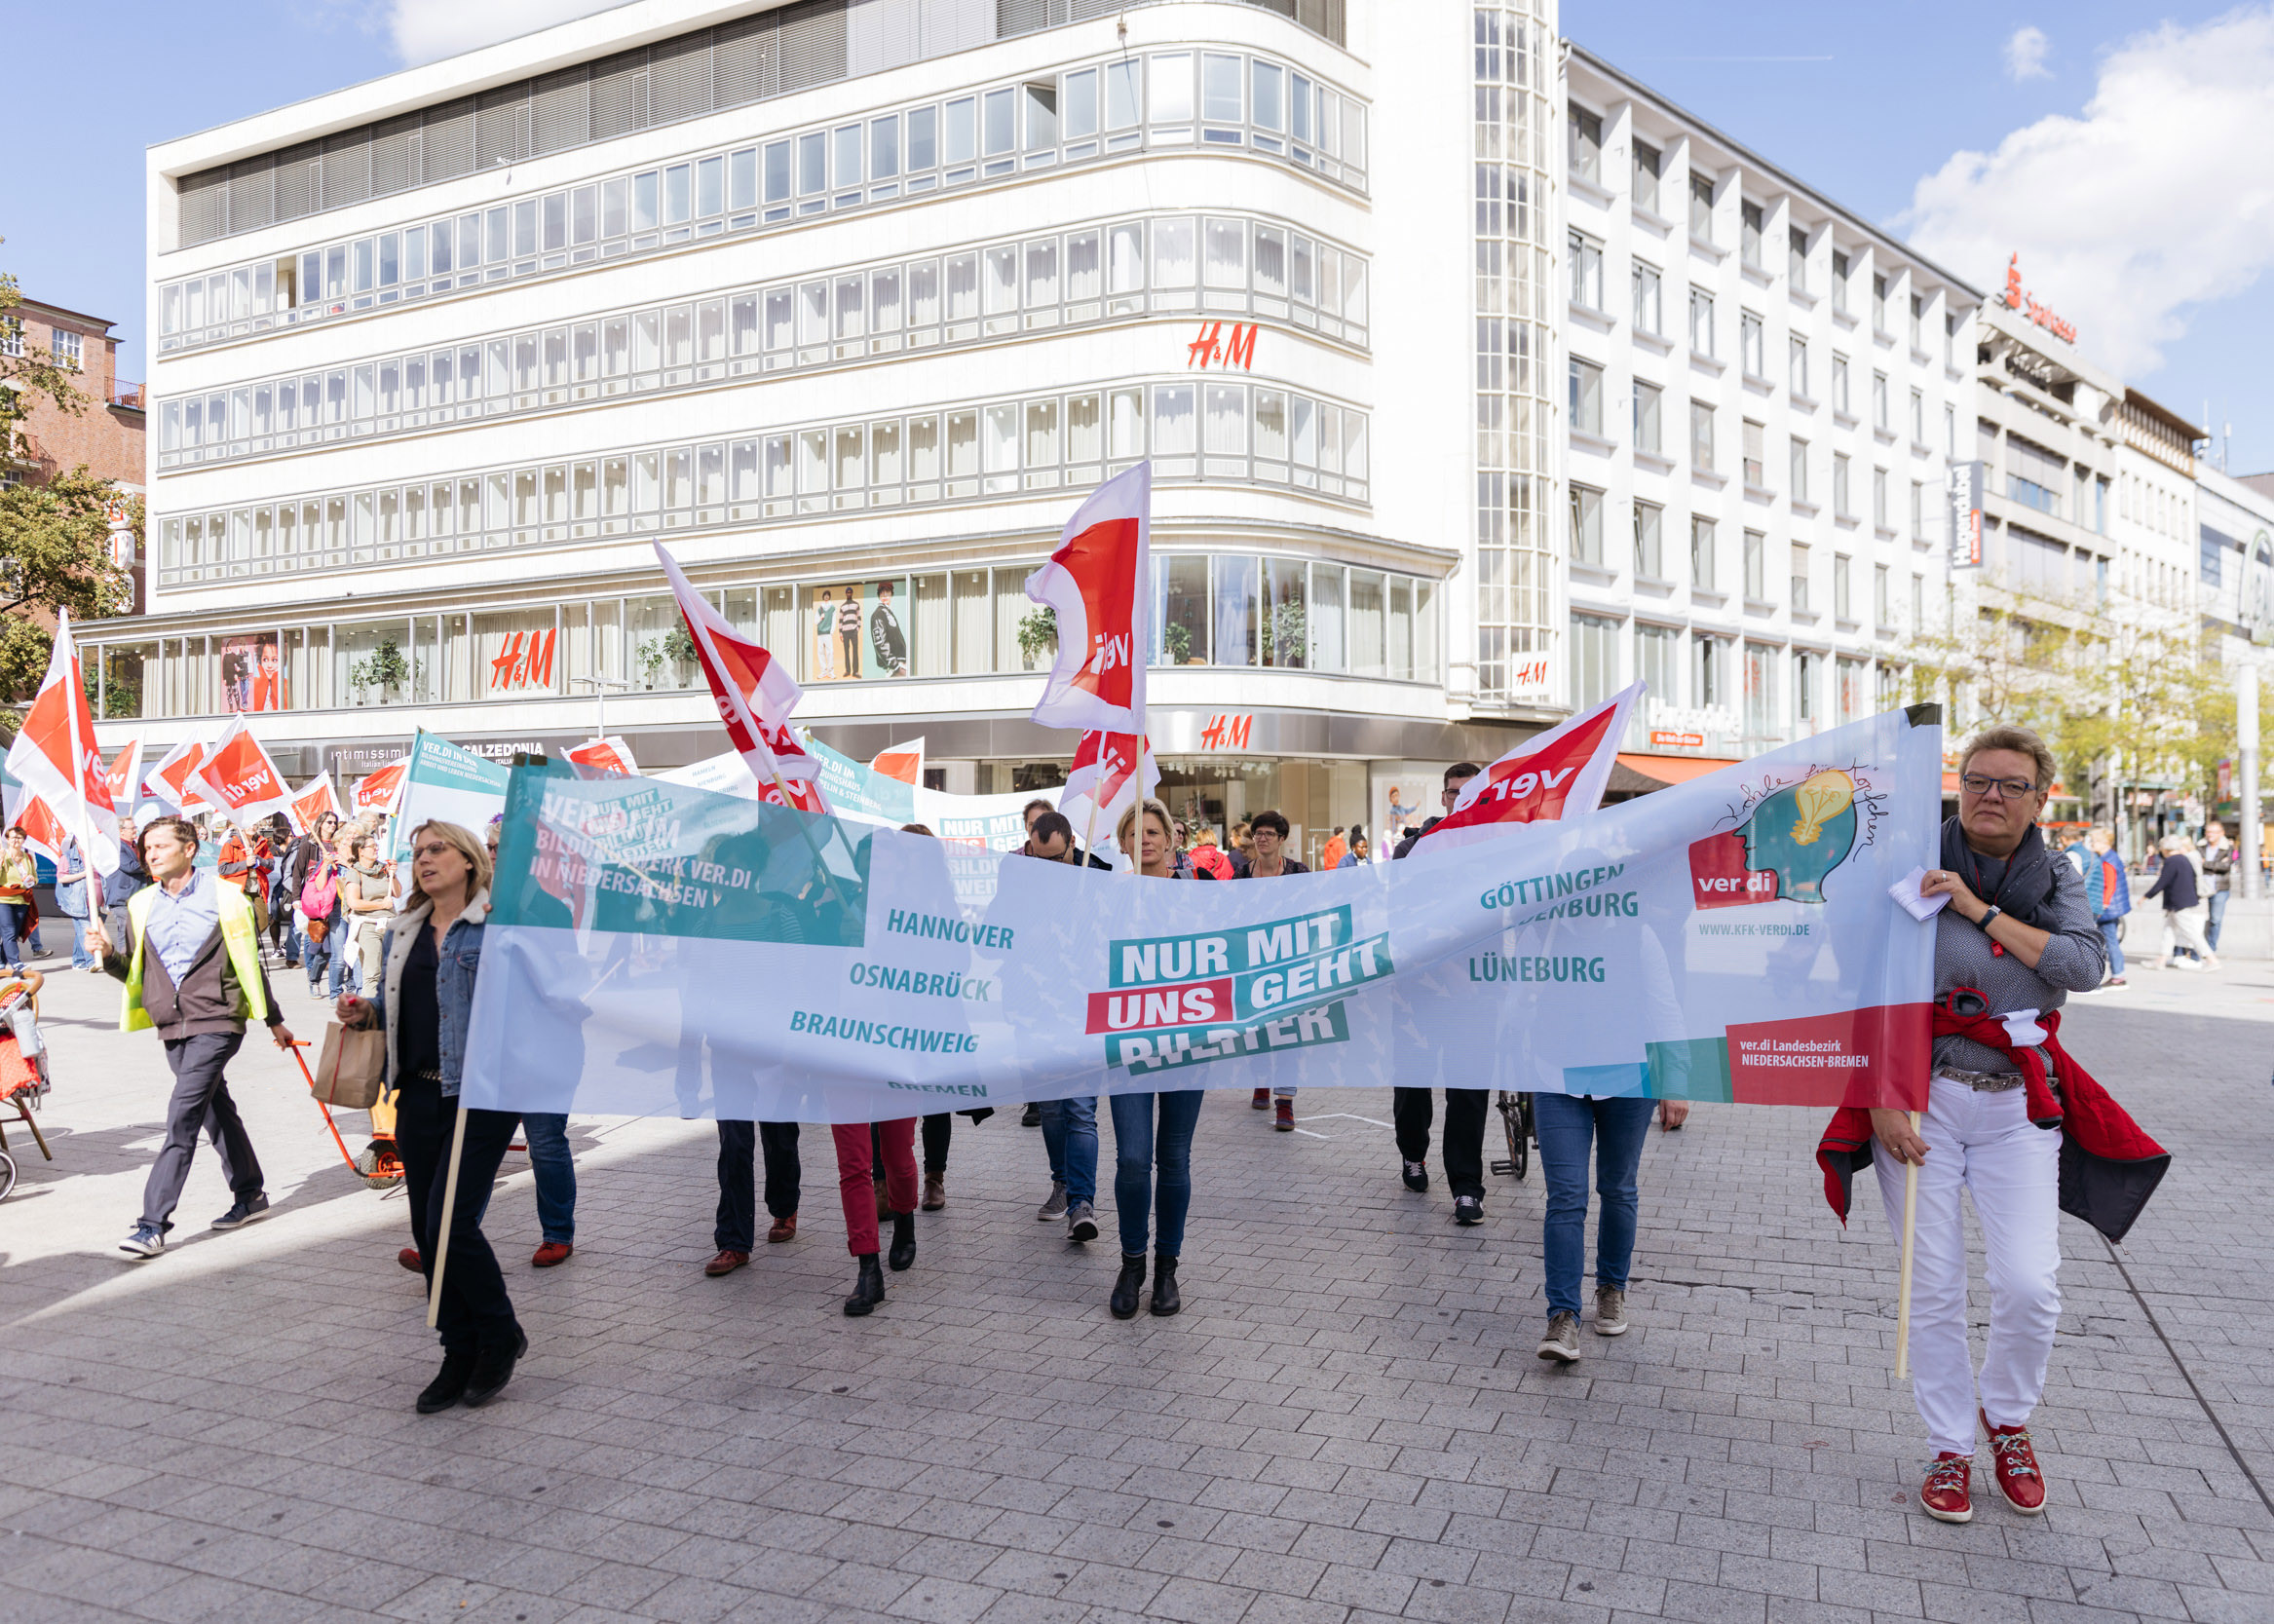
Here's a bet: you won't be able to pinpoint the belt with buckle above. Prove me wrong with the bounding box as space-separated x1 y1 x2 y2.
1933 1066 2025 1093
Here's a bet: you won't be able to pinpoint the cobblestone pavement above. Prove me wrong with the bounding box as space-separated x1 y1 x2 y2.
1 955 2268 1624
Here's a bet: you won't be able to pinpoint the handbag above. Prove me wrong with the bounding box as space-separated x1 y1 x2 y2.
305 918 329 945
311 1020 387 1110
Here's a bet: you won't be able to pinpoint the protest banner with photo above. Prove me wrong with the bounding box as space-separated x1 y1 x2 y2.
804 578 912 682
386 732 509 860
462 707 1940 1123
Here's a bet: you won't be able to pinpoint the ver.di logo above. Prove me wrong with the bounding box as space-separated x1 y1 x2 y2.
1687 768 1860 909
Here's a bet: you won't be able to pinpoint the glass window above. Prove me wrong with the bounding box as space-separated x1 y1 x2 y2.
1025 238 1057 309
1025 398 1058 472
1253 60 1283 132
908 105 937 170
1067 393 1101 465
1201 54 1241 123
1023 81 1056 151
1065 68 1098 138
1106 59 1139 130
697 155 723 217
1633 381 1661 454
870 115 899 179
1347 570 1385 676
833 124 861 189
944 97 976 166
1204 384 1248 456
1633 501 1663 577
1213 554 1258 665
1204 218 1245 287
1633 140 1660 212
729 149 756 210
1153 383 1195 457
1261 557 1306 668
1152 218 1194 289
983 88 1015 157
1156 555 1209 665
1150 54 1192 124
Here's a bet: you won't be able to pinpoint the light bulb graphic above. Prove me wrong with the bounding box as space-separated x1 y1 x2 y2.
1789 769 1856 847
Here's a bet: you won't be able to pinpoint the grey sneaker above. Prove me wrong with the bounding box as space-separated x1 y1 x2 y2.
1595 1286 1629 1337
1037 1181 1068 1221
1066 1201 1098 1243
1536 1310 1581 1363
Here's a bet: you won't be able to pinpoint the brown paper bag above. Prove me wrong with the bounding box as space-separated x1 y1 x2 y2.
311 1021 386 1110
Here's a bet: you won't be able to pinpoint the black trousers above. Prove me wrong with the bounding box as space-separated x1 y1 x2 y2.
921 1113 952 1175
140 1031 264 1231
397 1076 521 1357
714 1120 801 1252
1392 1086 1489 1200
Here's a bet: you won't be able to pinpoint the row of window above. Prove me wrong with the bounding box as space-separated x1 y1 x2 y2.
1572 492 1927 623
0 319 82 368
159 47 1369 353
1568 611 1905 748
90 549 1438 719
150 381 1372 588
155 213 1369 469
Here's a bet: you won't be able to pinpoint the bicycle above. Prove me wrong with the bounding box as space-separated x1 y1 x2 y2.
1491 1089 1535 1180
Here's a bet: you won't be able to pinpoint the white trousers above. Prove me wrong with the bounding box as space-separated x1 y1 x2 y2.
2160 905 2213 961
1874 1075 2062 1457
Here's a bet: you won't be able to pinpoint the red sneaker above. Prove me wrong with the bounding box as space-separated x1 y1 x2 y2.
1274 1098 1296 1131
531 1241 574 1267
1981 1413 2046 1514
1920 1452 1973 1523
1251 1087 1270 1110
398 1246 422 1273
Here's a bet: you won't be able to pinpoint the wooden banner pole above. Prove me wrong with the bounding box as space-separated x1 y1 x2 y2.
425 1101 471 1330
1893 1110 1921 1380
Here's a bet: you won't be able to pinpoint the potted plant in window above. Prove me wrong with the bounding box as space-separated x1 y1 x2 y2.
1016 607 1057 672
347 639 409 706
1161 623 1194 666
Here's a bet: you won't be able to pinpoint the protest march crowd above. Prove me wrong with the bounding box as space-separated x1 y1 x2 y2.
4 464 2174 1532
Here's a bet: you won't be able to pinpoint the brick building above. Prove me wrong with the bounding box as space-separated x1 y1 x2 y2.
1 298 146 491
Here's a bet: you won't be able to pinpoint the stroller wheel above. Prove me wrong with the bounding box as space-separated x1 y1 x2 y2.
0 1149 16 1202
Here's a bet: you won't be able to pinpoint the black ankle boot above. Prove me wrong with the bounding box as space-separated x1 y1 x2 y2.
888 1211 916 1272
462 1326 527 1409
1150 1252 1181 1317
1110 1252 1147 1319
845 1253 886 1315
416 1349 475 1414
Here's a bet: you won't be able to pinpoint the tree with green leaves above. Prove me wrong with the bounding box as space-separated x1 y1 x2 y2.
0 255 138 715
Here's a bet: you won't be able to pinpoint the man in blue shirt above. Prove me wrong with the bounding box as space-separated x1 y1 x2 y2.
89 815 294 1260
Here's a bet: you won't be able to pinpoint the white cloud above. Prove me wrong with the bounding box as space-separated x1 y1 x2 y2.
384 0 631 66
2004 25 2052 81
1902 8 2274 379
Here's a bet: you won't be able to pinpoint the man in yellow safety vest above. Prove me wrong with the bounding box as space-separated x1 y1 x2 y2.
89 814 295 1260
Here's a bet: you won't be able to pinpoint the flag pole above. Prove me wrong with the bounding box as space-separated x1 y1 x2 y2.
425 1097 471 1330
1893 1112 1921 1380
59 613 100 897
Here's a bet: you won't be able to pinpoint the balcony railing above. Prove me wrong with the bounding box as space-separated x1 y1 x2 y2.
109 383 144 409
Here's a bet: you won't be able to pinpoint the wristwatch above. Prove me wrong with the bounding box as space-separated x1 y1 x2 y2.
1976 904 2003 932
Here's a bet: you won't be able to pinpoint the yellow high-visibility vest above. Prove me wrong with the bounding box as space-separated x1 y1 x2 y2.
120 880 268 1033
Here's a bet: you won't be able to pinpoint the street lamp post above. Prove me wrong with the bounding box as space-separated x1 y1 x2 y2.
2241 661 2261 901
571 675 629 743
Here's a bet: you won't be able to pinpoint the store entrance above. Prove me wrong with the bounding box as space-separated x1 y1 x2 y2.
1156 756 1369 869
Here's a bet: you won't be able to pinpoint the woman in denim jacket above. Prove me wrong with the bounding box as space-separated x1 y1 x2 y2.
338 819 526 1415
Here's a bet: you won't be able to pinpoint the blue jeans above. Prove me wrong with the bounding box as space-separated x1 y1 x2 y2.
2207 889 2229 952
68 915 93 970
0 902 26 968
1534 1092 1655 1318
2099 918 2125 978
1108 1090 1204 1258
521 1112 576 1244
1039 1095 1099 1205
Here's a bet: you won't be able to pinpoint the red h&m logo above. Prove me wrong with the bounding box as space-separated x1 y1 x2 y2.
490 628 557 693
1199 713 1254 751
1187 321 1258 370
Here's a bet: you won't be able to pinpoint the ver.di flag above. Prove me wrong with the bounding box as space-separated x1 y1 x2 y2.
1057 730 1158 852
1025 463 1149 735
1410 682 1643 855
356 756 408 815
146 735 214 812
104 739 144 815
656 542 826 813
187 713 301 832
3 610 121 876
870 737 924 786
291 770 345 830
462 707 1941 1123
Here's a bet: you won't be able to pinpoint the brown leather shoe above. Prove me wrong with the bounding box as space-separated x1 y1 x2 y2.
703 1248 749 1276
921 1175 946 1211
531 1241 573 1267
767 1214 798 1243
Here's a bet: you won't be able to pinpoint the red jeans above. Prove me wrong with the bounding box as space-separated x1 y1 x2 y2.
832 1119 918 1256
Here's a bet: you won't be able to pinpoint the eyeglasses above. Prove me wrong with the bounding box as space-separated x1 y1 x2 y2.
412 841 456 860
1960 774 2037 800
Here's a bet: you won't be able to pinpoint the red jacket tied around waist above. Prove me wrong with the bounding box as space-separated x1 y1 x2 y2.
1816 995 2169 1243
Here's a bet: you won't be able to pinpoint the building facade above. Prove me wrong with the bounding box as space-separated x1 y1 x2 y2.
1 297 146 491
1560 48 1978 775
108 0 1570 862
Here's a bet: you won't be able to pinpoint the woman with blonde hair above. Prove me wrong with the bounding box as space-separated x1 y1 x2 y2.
339 820 528 1413
1105 797 1202 1318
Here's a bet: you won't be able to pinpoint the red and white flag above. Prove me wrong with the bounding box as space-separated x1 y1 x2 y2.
355 757 409 815
146 736 214 812
566 736 640 779
103 738 144 814
869 737 924 787
188 712 300 831
2 790 69 866
1410 682 1644 856
1056 730 1159 850
2 610 121 876
655 543 826 812
291 771 346 831
1025 463 1149 736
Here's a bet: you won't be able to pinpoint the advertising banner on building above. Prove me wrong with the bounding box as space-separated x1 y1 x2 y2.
217 631 284 712
1947 462 1985 569
461 708 1940 1123
804 578 911 681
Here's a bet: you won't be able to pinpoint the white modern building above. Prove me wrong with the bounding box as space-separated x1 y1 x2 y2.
1559 48 1979 777
104 0 1572 858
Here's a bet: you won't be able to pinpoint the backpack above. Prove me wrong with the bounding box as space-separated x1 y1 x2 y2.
300 863 340 921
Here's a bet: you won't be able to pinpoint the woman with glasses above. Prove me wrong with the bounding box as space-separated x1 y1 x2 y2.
338 821 527 1414
1107 798 1199 1319
1831 726 2108 1524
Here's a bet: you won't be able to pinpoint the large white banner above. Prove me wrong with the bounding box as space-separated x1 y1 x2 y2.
462 709 1941 1122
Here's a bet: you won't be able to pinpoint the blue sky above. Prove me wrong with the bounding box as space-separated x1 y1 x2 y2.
5 1 2269 470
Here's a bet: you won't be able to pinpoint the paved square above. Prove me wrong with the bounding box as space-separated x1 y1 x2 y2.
2 962 2269 1623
